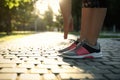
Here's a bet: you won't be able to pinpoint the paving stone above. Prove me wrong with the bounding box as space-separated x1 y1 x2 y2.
113 65 120 69
0 68 27 73
18 63 34 68
31 68 48 74
17 54 41 57
103 62 120 65
0 59 15 63
74 65 97 70
51 68 84 74
104 74 120 80
96 65 114 69
56 61 73 65
0 63 16 68
24 59 41 64
19 74 42 80
110 69 120 74
59 73 94 79
9 51 19 55
110 58 120 61
90 57 110 62
86 62 104 66
88 69 112 74
3 55 17 59
37 64 60 69
0 55 3 59
61 65 74 69
91 74 107 80
0 59 23 64
43 60 59 65
43 73 58 80
75 62 88 66
0 74 17 80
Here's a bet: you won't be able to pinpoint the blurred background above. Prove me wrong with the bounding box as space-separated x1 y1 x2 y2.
0 0 120 35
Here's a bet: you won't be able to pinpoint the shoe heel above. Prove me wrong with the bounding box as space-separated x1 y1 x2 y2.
92 52 103 58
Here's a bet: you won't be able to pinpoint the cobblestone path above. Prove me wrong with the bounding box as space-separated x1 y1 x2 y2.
0 32 120 80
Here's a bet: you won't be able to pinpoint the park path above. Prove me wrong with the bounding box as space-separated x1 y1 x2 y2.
0 32 120 80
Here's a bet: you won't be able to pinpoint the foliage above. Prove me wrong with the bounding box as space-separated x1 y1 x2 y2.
5 0 31 9
1 0 120 34
43 6 54 30
0 0 62 33
104 0 120 31
0 0 36 34
72 0 82 31
53 13 63 31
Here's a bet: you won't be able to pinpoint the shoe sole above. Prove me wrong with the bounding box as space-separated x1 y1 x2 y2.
61 52 103 59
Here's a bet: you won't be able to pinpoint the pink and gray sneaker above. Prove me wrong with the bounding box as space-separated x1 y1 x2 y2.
61 41 103 58
58 39 79 53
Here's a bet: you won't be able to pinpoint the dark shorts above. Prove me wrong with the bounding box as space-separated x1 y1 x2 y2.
82 0 107 8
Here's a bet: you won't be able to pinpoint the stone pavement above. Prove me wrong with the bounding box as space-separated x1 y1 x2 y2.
0 32 120 80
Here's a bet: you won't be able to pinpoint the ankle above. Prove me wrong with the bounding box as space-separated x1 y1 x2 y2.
84 40 97 46
78 39 98 46
82 40 96 46
88 42 97 46
83 40 100 50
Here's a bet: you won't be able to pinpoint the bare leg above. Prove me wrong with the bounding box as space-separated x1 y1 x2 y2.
85 8 107 45
80 8 107 46
59 0 73 39
80 8 93 42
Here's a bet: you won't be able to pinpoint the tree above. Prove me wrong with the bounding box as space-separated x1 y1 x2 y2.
53 13 63 31
72 0 82 31
43 6 54 31
0 0 13 34
12 1 36 31
0 0 36 34
104 0 120 31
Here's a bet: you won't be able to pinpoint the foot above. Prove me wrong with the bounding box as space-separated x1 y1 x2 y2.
61 41 102 58
58 39 79 53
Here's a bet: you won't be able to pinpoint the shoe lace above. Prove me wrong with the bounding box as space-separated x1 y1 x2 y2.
68 39 76 43
74 41 83 51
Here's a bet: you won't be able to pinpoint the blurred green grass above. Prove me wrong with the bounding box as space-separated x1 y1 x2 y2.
70 31 120 38
0 31 35 43
0 31 120 43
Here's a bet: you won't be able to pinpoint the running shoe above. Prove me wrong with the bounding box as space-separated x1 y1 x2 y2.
61 41 103 58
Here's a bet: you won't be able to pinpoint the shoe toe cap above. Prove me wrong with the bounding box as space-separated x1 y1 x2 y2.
62 51 77 56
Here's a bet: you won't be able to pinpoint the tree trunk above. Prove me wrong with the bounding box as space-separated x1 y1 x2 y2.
6 8 12 35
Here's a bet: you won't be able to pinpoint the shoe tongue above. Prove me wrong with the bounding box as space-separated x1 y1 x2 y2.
75 40 91 49
76 42 82 46
74 40 79 44
75 41 90 50
75 42 82 50
77 40 85 46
